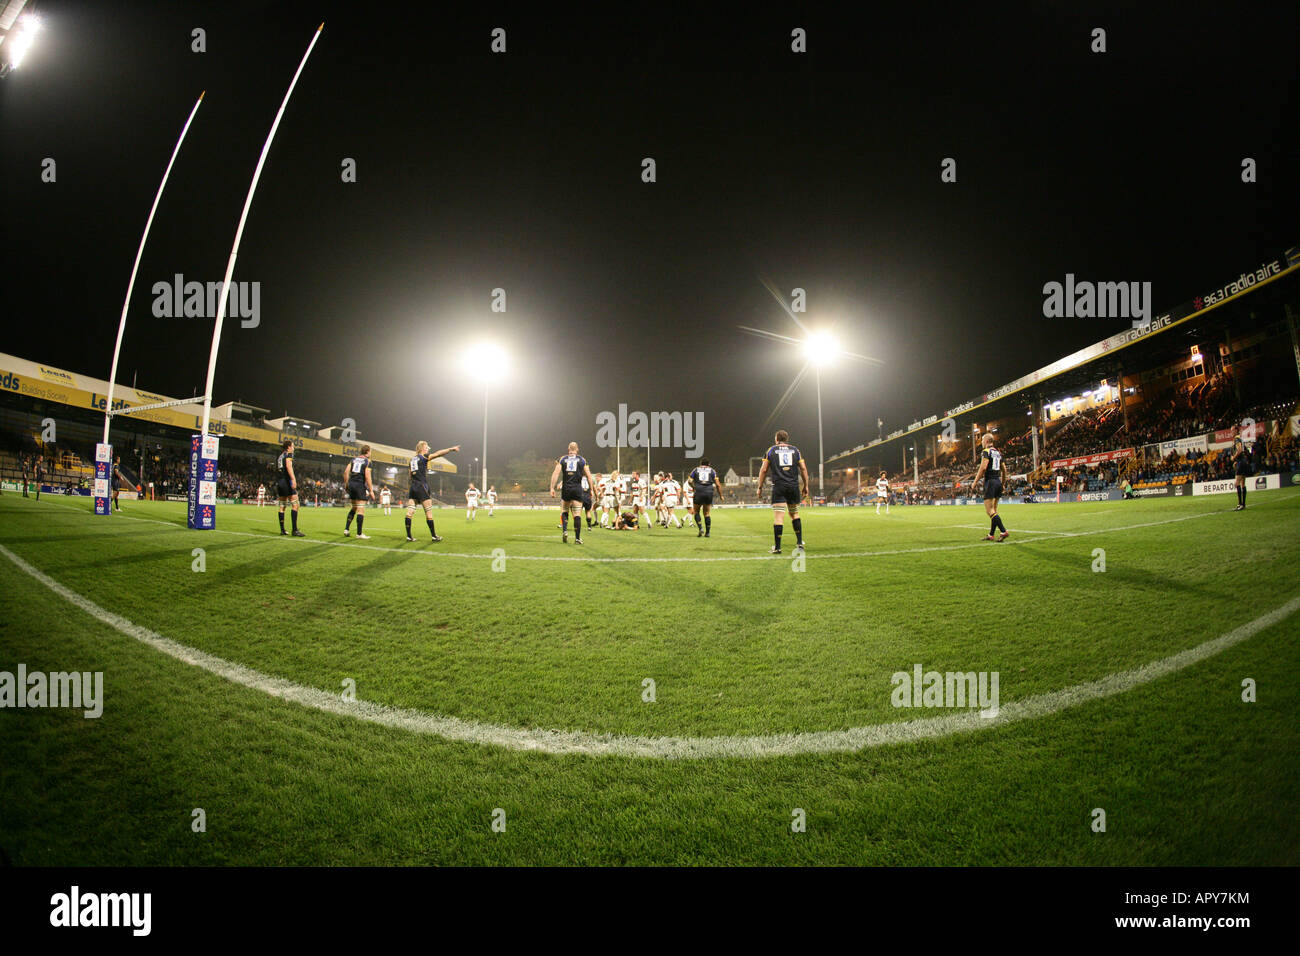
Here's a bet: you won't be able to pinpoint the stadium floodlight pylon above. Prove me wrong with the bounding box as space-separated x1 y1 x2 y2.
94 91 205 516
188 23 324 530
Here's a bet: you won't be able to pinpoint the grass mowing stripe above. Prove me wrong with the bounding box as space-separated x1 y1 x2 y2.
3 540 1295 760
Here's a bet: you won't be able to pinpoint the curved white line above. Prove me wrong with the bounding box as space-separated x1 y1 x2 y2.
2 542 1294 760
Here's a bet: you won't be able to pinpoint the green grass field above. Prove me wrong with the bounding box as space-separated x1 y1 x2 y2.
2 490 1298 865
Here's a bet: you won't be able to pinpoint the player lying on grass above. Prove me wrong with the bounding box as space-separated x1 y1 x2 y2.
405 441 460 542
756 429 809 554
612 510 639 529
974 432 1009 541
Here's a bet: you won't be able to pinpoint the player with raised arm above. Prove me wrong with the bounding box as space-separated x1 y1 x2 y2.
755 429 809 554
875 471 890 515
549 442 595 544
974 433 1009 541
276 439 305 537
405 440 460 542
687 457 723 538
343 445 375 538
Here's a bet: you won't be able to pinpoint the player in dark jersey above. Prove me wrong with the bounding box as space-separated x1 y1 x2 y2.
343 445 375 538
404 440 460 541
974 433 1008 541
613 511 639 530
687 457 724 538
275 440 305 536
549 441 596 544
20 457 29 497
33 455 44 501
1231 435 1252 511
110 456 131 512
755 430 810 553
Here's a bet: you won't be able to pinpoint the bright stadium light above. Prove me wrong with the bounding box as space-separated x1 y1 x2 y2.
463 342 510 494
4 14 42 73
463 341 510 384
802 330 839 367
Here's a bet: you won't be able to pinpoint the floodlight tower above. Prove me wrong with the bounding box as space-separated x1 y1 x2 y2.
463 342 509 494
802 331 839 498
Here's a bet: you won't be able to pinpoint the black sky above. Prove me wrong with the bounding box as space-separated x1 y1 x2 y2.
2 1 1296 470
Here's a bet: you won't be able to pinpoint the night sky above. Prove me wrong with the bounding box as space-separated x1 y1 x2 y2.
2 1 1296 471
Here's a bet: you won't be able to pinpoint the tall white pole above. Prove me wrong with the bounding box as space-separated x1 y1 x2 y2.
816 366 825 498
200 24 324 436
103 92 205 445
482 380 488 491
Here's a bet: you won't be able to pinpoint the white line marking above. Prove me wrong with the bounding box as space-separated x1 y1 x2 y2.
2 541 1295 759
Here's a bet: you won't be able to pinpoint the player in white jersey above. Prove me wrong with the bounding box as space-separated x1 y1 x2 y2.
380 485 392 515
465 483 480 520
682 481 695 527
875 472 890 514
623 470 648 530
598 474 615 527
661 473 682 527
486 485 497 516
256 483 266 507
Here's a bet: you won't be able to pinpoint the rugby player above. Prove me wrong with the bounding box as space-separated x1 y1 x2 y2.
380 484 392 515
111 456 131 512
687 457 722 537
343 445 375 538
466 482 480 521
276 440 305 536
661 471 683 527
875 471 890 515
549 442 596 544
974 433 1009 540
755 430 809 553
404 441 460 542
598 472 618 527
1231 435 1252 510
486 485 497 517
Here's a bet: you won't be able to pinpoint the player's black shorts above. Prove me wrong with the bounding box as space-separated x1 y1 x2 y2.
347 480 369 502
111 478 123 491
1235 462 1252 477
983 478 1003 500
695 490 714 507
408 481 430 502
581 491 593 509
771 483 800 508
561 486 584 503
276 478 295 498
